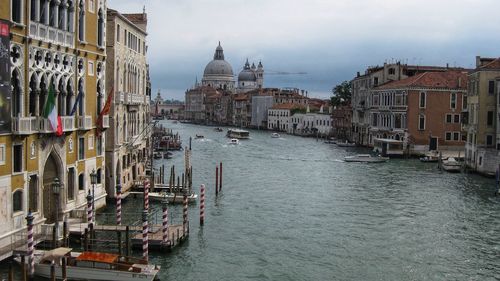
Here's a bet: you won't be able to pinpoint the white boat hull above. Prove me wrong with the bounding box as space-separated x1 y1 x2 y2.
149 192 198 203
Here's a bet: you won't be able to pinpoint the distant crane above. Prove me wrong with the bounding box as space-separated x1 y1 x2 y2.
265 70 307 75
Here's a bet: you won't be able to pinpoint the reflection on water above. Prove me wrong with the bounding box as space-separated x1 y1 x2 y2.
1 121 499 280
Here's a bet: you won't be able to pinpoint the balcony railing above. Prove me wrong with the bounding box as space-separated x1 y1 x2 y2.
38 117 53 133
12 117 38 135
61 116 76 132
29 22 74 48
78 116 93 130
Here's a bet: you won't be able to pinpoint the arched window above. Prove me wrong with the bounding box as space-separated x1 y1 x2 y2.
67 0 74 32
30 0 38 21
13 189 23 212
66 82 74 115
39 77 47 117
49 0 57 27
39 0 47 24
96 168 102 184
67 167 75 200
78 0 85 42
78 173 84 190
58 79 65 116
29 74 37 116
12 0 23 24
96 80 102 116
11 70 22 117
78 78 84 115
97 8 104 47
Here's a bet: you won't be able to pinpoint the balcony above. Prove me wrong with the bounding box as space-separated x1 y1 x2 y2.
78 116 93 130
61 116 76 132
29 22 74 48
102 115 110 129
38 117 53 133
12 117 38 135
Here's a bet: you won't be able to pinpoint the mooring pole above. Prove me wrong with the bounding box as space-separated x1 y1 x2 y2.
21 255 27 281
162 196 169 246
63 220 68 247
215 166 219 196
200 184 205 225
144 179 150 211
142 210 149 262
219 162 223 191
116 184 122 225
62 256 67 281
183 189 188 236
125 226 130 257
26 211 35 279
50 260 55 281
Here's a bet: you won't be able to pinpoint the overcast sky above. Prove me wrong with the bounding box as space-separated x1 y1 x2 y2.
108 0 500 100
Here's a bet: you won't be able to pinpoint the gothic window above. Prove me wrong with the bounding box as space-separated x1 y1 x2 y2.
39 0 47 23
10 45 22 66
29 74 37 117
53 53 61 70
78 78 84 115
77 58 85 75
12 0 23 24
58 80 65 116
66 82 74 115
96 80 102 115
30 0 37 21
419 92 426 108
44 52 52 69
39 77 47 117
96 168 101 184
67 0 74 32
13 189 23 213
78 0 85 42
34 50 43 68
67 167 75 200
97 8 104 47
11 70 22 117
58 1 65 29
28 175 38 211
62 55 69 72
49 0 57 27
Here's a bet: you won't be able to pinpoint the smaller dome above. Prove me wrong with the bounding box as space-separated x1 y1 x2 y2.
238 59 257 82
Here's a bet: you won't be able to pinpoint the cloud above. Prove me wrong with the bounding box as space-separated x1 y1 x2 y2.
108 0 500 100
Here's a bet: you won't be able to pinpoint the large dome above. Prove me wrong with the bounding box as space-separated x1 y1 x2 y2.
204 60 234 76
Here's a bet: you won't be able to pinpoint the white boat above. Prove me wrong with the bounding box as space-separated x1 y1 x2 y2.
344 154 389 163
228 139 239 145
17 247 160 281
337 141 356 147
271 133 281 138
420 156 438 162
149 191 198 204
227 129 250 139
442 157 462 172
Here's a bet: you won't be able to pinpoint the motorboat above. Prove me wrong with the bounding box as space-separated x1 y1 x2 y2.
337 141 356 147
442 157 462 172
163 152 172 159
148 191 198 204
228 139 239 145
195 134 204 139
420 156 439 162
344 154 389 163
16 247 160 281
214 127 224 132
226 129 250 139
271 133 281 138
153 152 163 159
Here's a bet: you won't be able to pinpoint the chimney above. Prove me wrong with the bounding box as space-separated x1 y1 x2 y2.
357 71 360 77
446 63 449 69
476 56 481 68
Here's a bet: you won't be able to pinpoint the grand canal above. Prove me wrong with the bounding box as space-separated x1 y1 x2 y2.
2 120 500 280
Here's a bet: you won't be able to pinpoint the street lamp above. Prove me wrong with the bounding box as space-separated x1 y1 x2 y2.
90 169 97 223
52 177 61 245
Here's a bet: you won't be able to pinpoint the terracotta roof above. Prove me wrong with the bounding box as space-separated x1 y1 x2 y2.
123 13 147 23
234 93 250 101
374 71 468 90
479 58 500 69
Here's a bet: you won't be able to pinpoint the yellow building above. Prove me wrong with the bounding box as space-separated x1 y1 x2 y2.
0 0 109 260
465 56 500 175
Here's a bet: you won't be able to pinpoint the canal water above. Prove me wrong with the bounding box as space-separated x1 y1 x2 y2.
2 120 500 280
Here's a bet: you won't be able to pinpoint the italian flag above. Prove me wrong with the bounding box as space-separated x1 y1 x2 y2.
43 85 63 136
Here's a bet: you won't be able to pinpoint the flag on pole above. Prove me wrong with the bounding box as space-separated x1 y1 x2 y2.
69 90 83 116
43 85 63 136
96 86 114 136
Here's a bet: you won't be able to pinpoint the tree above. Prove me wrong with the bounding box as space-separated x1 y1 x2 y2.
331 81 351 107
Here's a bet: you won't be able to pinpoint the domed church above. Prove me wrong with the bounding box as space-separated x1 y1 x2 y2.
201 42 264 93
202 42 235 90
237 59 264 92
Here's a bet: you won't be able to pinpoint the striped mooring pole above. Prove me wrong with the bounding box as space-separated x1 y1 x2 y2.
142 210 149 261
215 166 219 196
116 184 122 225
162 197 168 245
183 191 188 234
219 162 223 191
26 210 35 278
200 184 205 225
86 189 93 229
144 179 150 211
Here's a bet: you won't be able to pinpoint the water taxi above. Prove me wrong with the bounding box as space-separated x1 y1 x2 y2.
18 247 160 281
148 191 198 204
227 129 250 139
344 154 389 163
228 139 240 145
337 141 356 147
271 133 281 138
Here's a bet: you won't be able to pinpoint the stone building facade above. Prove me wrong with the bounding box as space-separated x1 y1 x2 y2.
105 8 150 197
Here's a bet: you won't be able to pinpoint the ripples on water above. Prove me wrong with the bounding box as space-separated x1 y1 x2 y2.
2 122 499 281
